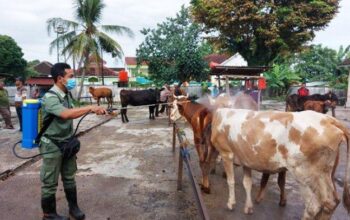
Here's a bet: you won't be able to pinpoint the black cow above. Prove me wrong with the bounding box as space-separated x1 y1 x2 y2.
286 91 338 117
119 89 160 123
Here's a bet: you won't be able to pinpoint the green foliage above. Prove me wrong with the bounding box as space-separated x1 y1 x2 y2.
265 63 300 96
0 35 27 82
47 0 134 100
136 6 211 85
191 0 339 65
88 76 99 83
292 44 350 88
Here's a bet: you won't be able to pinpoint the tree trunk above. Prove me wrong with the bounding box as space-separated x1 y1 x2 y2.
77 54 87 102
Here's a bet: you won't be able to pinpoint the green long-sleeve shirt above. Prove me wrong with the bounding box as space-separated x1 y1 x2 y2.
0 89 10 108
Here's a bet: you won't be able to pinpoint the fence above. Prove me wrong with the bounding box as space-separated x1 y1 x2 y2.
172 122 210 220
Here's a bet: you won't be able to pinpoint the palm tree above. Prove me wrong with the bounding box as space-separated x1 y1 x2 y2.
47 0 134 101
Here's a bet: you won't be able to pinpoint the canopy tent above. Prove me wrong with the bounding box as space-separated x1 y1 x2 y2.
210 53 269 110
136 76 152 85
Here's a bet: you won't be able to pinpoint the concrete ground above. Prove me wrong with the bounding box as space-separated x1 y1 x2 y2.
0 103 350 220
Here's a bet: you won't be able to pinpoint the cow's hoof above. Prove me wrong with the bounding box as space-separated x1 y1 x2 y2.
200 185 211 194
279 199 287 207
255 197 263 204
244 207 253 215
227 203 236 210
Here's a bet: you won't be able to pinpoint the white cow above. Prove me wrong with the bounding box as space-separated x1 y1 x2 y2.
210 108 350 219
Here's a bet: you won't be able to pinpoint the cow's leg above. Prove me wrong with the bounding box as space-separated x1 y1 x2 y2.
313 174 339 219
332 107 336 117
155 104 159 117
121 105 129 123
255 173 270 204
97 98 100 106
278 171 287 206
121 108 126 123
222 153 236 210
243 167 253 214
199 160 211 194
149 106 155 120
300 185 322 220
210 150 219 175
194 137 210 193
125 109 129 122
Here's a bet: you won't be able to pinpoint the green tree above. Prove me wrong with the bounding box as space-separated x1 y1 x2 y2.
47 0 134 100
292 44 350 88
191 0 339 65
265 63 300 96
136 6 211 85
0 35 27 82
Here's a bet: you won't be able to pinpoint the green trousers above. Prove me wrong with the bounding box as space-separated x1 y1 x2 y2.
40 138 77 198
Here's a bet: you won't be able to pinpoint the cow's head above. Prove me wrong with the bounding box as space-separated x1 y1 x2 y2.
170 94 188 122
89 87 94 93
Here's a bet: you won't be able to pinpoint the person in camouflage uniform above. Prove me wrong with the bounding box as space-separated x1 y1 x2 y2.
0 80 14 129
40 63 106 220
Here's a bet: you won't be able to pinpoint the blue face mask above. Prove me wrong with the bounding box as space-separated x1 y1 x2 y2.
65 78 76 91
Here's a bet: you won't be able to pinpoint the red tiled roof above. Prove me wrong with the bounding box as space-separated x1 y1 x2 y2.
125 57 147 66
341 58 350 67
75 66 117 77
33 61 53 75
204 54 230 64
26 77 54 86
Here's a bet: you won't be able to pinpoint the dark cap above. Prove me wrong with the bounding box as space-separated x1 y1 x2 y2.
15 77 24 83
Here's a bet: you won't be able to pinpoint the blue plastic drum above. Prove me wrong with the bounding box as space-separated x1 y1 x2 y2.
22 99 42 149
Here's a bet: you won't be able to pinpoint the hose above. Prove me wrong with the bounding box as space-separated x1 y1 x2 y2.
12 112 90 160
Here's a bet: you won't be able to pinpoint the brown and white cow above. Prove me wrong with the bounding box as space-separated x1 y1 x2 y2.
171 93 287 206
209 109 350 219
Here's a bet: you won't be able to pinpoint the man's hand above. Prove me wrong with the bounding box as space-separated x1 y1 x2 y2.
90 106 108 115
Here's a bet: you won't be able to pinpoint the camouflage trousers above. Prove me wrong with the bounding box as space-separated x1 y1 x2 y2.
0 107 13 128
40 137 77 198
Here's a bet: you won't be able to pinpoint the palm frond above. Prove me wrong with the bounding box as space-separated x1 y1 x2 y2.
89 0 105 24
101 25 134 38
74 0 85 23
97 31 124 58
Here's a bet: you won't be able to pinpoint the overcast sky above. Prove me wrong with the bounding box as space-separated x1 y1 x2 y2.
0 0 349 67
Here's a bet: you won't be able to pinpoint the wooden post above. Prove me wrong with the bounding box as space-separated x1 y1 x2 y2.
177 146 183 191
172 123 176 152
258 89 261 111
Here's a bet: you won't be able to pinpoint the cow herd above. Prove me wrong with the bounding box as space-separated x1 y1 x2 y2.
88 86 349 219
170 92 350 220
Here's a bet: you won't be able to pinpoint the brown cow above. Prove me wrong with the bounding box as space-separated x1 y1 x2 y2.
210 109 350 218
170 94 214 193
304 100 331 114
89 87 113 109
286 92 338 117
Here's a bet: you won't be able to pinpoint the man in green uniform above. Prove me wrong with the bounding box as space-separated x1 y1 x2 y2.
40 63 106 220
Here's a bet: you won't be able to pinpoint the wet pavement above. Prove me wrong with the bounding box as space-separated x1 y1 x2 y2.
0 103 349 219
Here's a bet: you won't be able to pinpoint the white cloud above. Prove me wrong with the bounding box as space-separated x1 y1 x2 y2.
0 0 348 67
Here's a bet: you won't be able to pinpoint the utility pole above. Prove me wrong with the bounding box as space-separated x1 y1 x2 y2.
101 47 105 85
54 25 66 63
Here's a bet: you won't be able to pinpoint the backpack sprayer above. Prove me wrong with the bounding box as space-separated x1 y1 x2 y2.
12 98 114 160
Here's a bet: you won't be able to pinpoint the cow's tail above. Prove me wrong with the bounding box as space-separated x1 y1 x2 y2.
335 120 350 213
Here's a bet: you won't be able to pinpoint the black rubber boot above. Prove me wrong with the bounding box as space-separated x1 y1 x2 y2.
64 188 85 220
42 195 69 220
